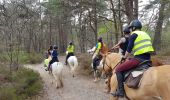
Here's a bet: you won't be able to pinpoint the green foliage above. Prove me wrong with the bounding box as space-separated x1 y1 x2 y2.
98 21 114 35
0 52 43 64
0 66 43 100
142 25 155 40
12 68 42 98
19 52 43 64
0 87 19 100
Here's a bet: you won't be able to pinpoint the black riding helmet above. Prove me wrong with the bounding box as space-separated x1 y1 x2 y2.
49 45 53 50
69 42 73 45
123 26 130 34
129 19 142 30
98 37 102 42
53 45 58 49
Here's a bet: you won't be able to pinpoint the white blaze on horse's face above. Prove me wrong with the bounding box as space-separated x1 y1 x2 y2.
87 46 96 54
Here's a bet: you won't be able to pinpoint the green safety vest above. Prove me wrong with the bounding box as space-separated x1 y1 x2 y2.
67 45 74 53
132 31 154 56
96 42 102 54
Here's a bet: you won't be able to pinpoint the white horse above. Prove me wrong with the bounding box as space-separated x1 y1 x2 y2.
51 62 64 88
44 58 64 88
66 52 78 77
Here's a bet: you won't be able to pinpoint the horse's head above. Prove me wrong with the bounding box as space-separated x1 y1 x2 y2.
101 53 122 77
87 46 96 54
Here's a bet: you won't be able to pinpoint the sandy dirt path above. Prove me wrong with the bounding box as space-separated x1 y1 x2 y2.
25 56 109 100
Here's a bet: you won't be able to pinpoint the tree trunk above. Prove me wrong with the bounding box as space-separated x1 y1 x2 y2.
153 0 166 51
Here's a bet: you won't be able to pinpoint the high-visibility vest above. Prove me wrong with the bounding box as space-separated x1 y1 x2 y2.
132 31 154 56
67 45 74 53
95 42 102 54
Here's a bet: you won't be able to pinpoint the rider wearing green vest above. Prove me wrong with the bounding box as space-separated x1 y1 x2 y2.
93 37 103 70
65 42 75 65
132 31 154 55
111 19 154 97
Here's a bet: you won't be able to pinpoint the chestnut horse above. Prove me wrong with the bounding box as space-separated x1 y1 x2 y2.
101 53 170 100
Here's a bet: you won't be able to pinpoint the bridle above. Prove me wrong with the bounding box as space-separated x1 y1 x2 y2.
102 54 122 77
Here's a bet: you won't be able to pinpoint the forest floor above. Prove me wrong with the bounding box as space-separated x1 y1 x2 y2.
25 56 109 100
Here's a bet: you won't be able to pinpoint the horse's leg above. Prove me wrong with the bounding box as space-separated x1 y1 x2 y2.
53 73 60 88
93 70 98 82
104 76 111 93
110 74 119 100
59 73 63 87
70 65 75 77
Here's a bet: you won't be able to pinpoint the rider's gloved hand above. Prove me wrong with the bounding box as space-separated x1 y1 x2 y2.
121 56 126 63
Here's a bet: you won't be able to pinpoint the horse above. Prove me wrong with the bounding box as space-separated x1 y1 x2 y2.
101 53 164 93
44 56 64 88
101 53 170 100
66 52 78 77
87 46 108 82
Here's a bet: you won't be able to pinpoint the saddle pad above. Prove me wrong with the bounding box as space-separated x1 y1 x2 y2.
131 71 144 77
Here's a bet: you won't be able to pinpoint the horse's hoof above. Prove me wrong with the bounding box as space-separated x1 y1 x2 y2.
103 89 110 94
93 79 98 83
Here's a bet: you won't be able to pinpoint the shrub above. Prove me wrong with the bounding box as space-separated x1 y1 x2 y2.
0 87 19 100
12 68 43 98
0 51 43 64
76 53 93 76
0 65 43 100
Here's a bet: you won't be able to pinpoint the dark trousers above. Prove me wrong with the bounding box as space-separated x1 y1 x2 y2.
93 55 102 70
47 57 59 70
65 53 74 64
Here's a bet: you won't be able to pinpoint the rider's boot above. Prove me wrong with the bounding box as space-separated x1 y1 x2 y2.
111 72 125 97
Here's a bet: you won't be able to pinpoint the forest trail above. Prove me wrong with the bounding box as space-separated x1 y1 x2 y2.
25 56 109 100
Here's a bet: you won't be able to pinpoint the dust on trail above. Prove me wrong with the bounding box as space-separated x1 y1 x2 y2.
25 56 109 100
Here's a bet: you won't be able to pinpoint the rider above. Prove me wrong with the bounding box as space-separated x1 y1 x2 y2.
92 37 108 81
48 45 53 56
45 45 59 71
65 42 75 65
111 19 154 97
111 26 130 56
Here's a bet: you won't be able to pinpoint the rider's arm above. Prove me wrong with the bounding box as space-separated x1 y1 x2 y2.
112 38 125 49
124 34 138 58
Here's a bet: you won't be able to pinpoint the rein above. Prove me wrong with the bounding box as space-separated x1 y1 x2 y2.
102 54 122 77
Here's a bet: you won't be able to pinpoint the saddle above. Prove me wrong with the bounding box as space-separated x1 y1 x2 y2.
124 60 152 89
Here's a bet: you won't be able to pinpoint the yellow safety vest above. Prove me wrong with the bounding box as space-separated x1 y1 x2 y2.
132 31 154 56
67 45 74 53
95 42 102 54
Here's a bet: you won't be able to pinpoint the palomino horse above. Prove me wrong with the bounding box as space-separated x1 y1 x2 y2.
102 53 164 93
44 56 64 88
102 53 170 100
66 52 78 77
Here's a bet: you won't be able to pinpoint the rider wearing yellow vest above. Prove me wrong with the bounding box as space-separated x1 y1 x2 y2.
132 31 154 55
65 42 75 65
111 19 154 97
93 37 103 70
